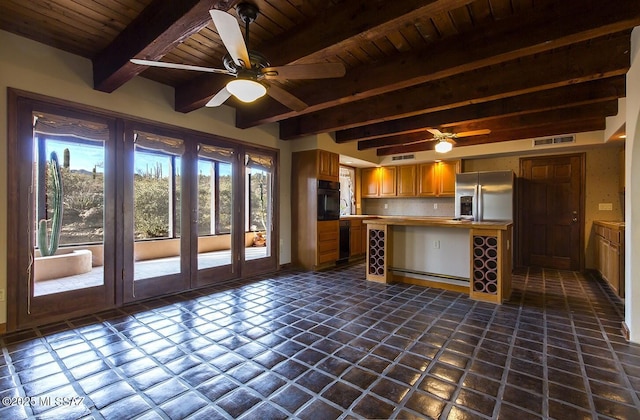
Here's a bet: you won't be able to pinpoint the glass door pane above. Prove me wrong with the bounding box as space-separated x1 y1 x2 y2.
20 110 115 326
195 144 236 285
125 130 187 301
243 151 277 275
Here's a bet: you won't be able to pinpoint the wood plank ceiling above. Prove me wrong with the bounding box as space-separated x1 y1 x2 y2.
1 0 638 156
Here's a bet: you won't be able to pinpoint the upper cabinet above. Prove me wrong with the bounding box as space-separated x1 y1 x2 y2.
438 160 460 196
361 166 397 198
417 163 437 196
397 165 416 197
318 149 339 181
362 161 460 198
417 160 460 197
380 167 397 197
361 167 380 197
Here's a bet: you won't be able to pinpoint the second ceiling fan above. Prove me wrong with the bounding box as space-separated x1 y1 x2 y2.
426 128 491 153
131 2 346 111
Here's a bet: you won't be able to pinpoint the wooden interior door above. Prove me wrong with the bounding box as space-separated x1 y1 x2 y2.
519 154 584 270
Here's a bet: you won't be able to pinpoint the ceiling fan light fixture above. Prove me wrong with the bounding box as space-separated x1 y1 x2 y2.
435 139 453 153
226 79 266 102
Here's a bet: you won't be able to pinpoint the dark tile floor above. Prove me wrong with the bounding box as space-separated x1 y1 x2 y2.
2 264 640 419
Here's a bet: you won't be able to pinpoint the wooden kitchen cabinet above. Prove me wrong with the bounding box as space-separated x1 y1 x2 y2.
362 161 458 198
594 221 624 298
397 165 416 196
361 167 379 198
361 166 396 197
318 149 339 181
341 217 375 258
350 219 363 256
439 160 460 196
317 220 339 264
417 163 437 196
380 167 397 196
292 149 341 270
417 160 460 197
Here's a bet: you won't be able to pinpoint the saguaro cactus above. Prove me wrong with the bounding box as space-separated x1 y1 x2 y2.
38 151 64 257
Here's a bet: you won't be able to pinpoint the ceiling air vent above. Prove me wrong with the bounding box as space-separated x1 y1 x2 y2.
533 135 575 147
392 154 415 161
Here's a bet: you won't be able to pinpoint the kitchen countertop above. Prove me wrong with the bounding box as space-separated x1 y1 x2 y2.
594 220 625 229
362 216 512 230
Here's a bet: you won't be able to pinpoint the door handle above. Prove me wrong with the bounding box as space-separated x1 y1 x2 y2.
572 217 578 223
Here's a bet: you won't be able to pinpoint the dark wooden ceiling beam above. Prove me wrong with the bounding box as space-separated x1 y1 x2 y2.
446 101 618 134
342 76 626 143
233 0 640 127
280 33 630 139
360 100 618 150
93 0 238 93
176 75 229 112
376 119 606 156
258 0 474 65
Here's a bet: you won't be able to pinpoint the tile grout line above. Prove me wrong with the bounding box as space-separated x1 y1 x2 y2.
563 269 600 417
571 270 640 411
491 267 526 419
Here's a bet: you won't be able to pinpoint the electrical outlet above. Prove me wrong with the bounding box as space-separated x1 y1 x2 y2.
433 240 440 249
0 289 5 302
433 203 438 209
384 203 388 209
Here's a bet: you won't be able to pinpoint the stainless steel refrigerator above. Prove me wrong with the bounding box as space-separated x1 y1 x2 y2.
454 170 514 221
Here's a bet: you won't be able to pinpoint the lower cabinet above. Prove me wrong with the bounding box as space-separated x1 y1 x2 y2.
594 221 624 298
350 219 363 257
347 218 376 258
317 220 339 265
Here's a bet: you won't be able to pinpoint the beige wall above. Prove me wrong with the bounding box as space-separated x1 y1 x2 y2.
463 146 625 268
0 30 294 325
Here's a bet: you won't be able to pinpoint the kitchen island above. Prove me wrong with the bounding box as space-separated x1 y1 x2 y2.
363 217 513 304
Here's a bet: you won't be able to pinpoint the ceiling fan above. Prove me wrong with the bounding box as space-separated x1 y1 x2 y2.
426 128 491 153
130 2 346 111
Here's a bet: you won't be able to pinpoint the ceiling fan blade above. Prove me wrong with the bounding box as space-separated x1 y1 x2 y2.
210 10 251 69
205 87 232 107
427 128 443 137
262 63 346 80
130 59 231 74
454 129 492 138
265 84 307 111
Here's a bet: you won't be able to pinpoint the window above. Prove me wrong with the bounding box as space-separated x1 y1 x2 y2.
31 111 108 297
197 144 235 271
8 90 280 329
36 137 105 246
197 159 232 235
245 152 273 260
133 131 183 240
132 131 184 281
340 166 356 215
246 154 272 233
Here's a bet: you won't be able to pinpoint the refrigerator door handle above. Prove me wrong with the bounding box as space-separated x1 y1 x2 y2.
471 184 476 221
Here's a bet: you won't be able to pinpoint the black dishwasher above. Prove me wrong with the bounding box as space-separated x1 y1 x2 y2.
338 220 350 262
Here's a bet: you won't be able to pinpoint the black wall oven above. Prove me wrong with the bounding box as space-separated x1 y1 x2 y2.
317 180 340 220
